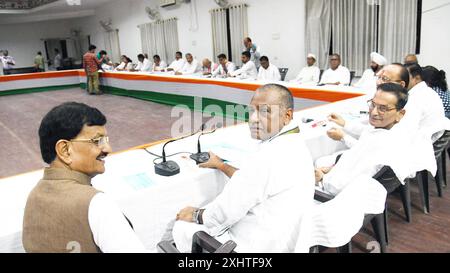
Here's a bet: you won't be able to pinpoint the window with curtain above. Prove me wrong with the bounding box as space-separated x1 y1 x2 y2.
139 18 179 65
305 0 420 76
209 4 248 66
104 29 121 64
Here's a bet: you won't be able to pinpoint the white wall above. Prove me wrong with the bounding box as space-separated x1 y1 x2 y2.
420 0 450 75
69 0 306 80
0 19 78 72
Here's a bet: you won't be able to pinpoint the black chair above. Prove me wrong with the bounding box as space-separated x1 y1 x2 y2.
349 71 356 85
319 69 324 82
413 130 450 213
278 68 289 81
158 231 237 253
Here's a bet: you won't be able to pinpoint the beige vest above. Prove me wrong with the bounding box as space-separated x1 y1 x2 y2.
22 168 101 253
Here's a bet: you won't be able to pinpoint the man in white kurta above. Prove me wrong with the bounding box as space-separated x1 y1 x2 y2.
319 54 351 86
317 83 436 195
243 37 261 69
325 64 411 148
354 52 387 97
257 56 281 82
212 54 236 78
291 53 320 86
133 54 152 72
151 55 167 72
173 84 315 253
166 51 186 73
0 50 16 75
229 51 258 80
176 53 201 75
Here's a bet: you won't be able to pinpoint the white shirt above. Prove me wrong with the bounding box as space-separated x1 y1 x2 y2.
54 54 62 68
201 122 315 252
244 44 261 68
354 68 377 96
179 59 201 75
322 126 435 196
212 62 236 78
257 64 281 82
168 58 186 72
0 55 15 69
135 58 152 72
292 66 320 86
319 65 351 86
88 193 150 253
230 60 258 80
152 60 167 72
396 81 449 141
115 62 133 71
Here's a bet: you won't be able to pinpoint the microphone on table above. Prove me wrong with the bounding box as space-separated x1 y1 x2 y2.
154 123 206 176
302 118 314 123
190 122 223 165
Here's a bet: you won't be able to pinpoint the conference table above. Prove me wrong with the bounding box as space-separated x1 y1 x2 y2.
0 70 370 253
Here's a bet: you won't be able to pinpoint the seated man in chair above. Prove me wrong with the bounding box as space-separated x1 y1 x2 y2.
315 83 420 195
173 84 315 253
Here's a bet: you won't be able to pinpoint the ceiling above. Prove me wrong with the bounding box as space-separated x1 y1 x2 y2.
0 0 114 24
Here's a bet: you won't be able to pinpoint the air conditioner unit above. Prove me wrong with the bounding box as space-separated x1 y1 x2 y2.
160 0 177 7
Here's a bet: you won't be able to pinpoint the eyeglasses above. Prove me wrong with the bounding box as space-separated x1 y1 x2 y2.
367 100 397 114
377 75 402 84
70 136 109 147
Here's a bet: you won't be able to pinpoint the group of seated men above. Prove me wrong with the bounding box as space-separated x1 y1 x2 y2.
22 50 450 252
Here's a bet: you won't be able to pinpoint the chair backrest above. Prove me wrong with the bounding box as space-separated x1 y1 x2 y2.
278 68 289 81
372 166 401 194
319 69 324 81
433 130 450 156
349 71 356 85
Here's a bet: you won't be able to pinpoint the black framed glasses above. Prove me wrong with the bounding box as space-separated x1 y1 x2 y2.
367 100 397 114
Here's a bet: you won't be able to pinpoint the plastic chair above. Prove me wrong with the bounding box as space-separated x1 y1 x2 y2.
278 68 289 81
157 231 237 253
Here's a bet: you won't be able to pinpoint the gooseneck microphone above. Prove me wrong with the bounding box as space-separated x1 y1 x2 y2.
154 124 206 176
190 122 223 165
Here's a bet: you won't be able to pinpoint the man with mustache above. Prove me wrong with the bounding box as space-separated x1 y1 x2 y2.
23 102 148 253
173 84 315 252
354 52 387 96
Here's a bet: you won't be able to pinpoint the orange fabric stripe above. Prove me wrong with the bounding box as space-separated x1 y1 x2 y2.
1 70 363 102
0 70 80 82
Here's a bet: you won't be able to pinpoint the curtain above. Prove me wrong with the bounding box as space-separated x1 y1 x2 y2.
210 8 228 62
229 4 248 67
104 29 121 64
163 18 179 64
139 18 179 65
305 0 331 70
331 0 377 76
378 0 418 63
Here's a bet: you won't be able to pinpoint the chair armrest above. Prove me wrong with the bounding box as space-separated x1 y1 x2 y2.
192 231 237 253
314 189 335 203
157 240 180 253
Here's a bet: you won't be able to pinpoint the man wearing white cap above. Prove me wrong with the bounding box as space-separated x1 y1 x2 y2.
291 54 321 86
354 52 387 95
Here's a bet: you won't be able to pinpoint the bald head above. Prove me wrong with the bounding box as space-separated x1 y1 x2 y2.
376 64 410 89
202 58 211 68
249 84 294 140
256 84 294 110
404 54 418 65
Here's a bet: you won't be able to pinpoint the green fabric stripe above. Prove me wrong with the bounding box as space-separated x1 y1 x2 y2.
0 83 249 121
100 85 249 121
0 84 80 97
